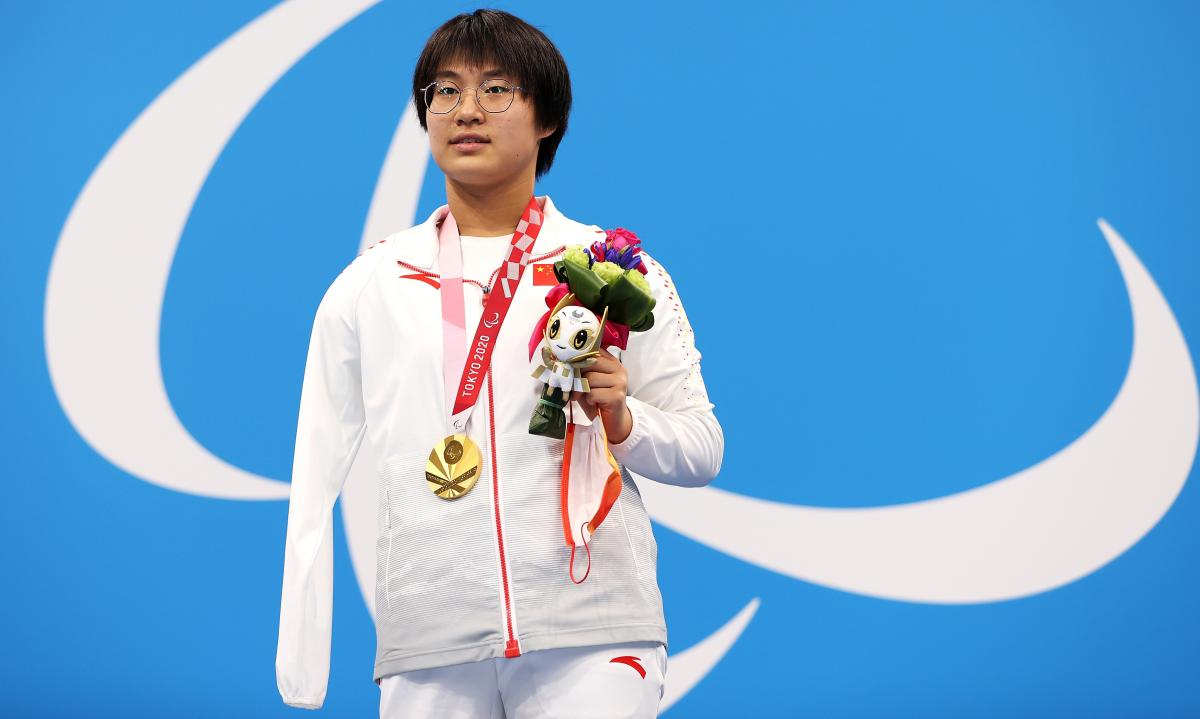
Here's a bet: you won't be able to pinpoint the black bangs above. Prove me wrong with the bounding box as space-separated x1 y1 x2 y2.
412 9 572 180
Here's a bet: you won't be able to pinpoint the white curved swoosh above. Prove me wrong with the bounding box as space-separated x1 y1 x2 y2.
359 101 427 252
44 0 381 498
659 599 759 714
640 219 1199 603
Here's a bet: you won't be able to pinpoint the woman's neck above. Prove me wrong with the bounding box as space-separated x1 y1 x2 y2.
446 177 538 237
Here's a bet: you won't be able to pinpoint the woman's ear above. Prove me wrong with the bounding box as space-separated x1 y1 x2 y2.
538 124 557 141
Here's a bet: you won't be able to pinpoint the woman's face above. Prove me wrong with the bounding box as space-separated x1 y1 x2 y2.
425 62 554 189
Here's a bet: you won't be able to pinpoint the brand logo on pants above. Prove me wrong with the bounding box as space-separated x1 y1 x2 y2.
610 656 646 679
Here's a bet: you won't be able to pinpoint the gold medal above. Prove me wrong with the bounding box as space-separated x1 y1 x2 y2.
425 434 482 500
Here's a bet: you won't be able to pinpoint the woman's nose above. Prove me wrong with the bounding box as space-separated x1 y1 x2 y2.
456 88 485 118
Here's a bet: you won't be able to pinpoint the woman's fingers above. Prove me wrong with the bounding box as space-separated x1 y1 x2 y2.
586 387 625 408
583 372 622 390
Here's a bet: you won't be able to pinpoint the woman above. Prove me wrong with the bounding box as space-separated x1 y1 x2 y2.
276 9 722 717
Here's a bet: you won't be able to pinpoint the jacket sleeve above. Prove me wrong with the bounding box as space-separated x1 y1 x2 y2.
608 250 724 487
275 268 369 710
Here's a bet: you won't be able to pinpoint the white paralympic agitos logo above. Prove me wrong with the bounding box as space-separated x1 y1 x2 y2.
42 0 1200 713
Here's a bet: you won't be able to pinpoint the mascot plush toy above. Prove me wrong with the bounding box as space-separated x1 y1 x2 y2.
529 296 609 438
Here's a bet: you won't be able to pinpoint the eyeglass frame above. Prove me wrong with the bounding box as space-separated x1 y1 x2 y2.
420 78 528 114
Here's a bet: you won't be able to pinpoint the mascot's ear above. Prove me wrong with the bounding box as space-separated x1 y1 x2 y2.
592 305 610 351
545 291 577 343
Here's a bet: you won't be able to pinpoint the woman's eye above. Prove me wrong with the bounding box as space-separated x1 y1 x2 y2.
437 86 458 96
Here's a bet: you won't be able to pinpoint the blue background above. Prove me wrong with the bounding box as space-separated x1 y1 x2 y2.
3 1 1198 716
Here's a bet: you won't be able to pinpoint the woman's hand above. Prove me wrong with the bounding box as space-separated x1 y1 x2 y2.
574 347 634 444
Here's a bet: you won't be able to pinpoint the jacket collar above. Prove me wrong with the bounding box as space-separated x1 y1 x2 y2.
394 194 576 270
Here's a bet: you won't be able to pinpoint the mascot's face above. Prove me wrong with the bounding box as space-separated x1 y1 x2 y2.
546 305 600 361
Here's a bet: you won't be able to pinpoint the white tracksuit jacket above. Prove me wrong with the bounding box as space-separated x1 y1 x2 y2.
275 195 723 709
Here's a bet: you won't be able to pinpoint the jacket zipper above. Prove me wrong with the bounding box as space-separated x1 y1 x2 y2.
398 246 564 659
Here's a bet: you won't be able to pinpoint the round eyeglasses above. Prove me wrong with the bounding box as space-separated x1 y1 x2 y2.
421 79 526 114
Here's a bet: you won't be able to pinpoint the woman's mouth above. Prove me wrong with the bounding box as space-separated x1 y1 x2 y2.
451 135 490 152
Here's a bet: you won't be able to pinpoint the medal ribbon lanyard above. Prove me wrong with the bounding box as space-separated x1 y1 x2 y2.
438 196 545 434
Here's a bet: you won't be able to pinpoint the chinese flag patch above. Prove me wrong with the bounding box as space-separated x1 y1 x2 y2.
532 263 559 286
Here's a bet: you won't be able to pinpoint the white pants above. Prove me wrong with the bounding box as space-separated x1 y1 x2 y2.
379 641 667 719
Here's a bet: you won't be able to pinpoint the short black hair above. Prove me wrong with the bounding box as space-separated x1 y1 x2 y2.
412 9 572 180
